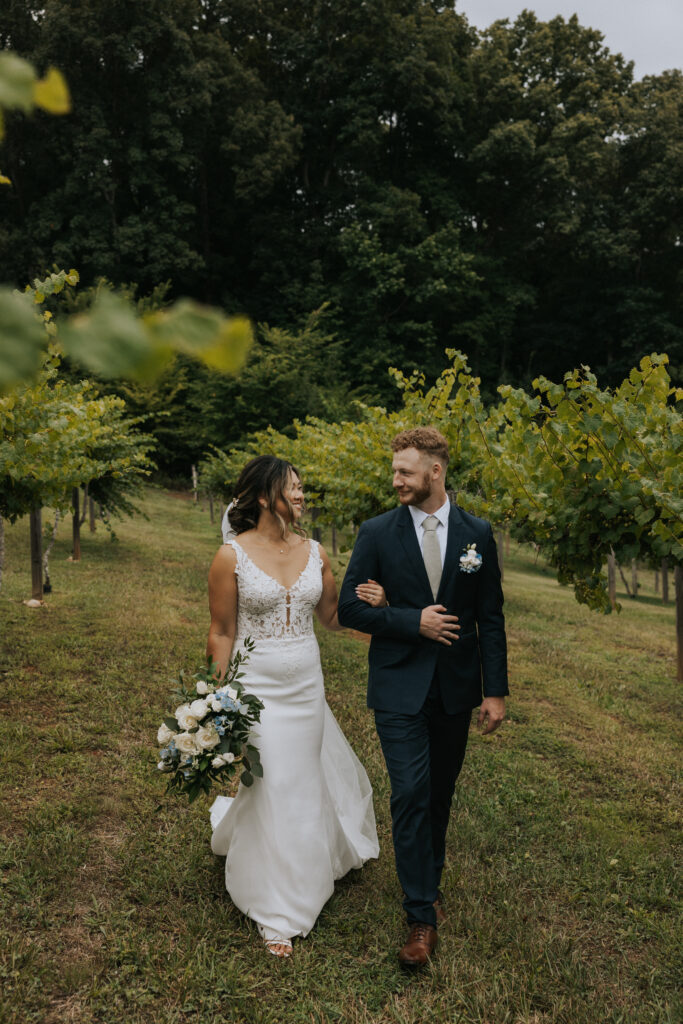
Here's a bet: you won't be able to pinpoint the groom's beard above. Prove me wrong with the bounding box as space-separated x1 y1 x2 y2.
401 472 433 507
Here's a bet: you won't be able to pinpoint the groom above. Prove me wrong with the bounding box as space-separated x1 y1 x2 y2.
338 427 508 967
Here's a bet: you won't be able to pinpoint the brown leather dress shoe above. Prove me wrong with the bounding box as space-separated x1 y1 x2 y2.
398 923 438 967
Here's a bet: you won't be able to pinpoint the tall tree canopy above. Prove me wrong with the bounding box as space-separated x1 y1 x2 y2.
1 1 681 472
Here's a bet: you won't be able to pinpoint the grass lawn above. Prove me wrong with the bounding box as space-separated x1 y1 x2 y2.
0 488 680 1024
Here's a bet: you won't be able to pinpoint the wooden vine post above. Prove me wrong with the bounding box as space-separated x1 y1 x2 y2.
661 559 669 604
607 552 617 610
675 566 683 683
72 487 81 561
29 507 43 599
42 512 60 593
311 508 322 543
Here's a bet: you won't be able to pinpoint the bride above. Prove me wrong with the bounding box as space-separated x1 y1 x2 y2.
206 455 383 958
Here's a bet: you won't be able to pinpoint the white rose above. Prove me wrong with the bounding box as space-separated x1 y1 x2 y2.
174 731 201 756
195 681 209 695
196 724 220 750
175 704 199 731
157 723 175 746
211 751 235 769
189 698 209 720
209 695 223 713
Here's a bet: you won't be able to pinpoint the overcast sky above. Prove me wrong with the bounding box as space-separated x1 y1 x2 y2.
456 1 682 79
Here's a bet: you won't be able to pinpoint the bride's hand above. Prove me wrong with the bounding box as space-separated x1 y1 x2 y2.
355 579 387 607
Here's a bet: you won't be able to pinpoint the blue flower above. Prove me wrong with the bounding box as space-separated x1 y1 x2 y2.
459 543 483 574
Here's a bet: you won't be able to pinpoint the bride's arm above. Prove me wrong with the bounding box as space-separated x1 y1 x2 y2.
206 544 238 678
315 545 343 631
315 546 386 631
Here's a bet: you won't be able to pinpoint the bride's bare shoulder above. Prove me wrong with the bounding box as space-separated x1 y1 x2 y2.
210 541 238 574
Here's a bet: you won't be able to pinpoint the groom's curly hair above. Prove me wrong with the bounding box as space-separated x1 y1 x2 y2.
391 427 449 467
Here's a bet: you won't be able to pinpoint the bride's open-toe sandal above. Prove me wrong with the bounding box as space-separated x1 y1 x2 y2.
264 937 293 959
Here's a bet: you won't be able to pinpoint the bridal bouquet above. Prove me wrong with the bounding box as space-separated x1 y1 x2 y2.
156 638 264 803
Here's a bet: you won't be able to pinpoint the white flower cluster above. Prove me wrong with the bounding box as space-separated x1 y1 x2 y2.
157 684 244 773
155 642 263 801
459 543 483 574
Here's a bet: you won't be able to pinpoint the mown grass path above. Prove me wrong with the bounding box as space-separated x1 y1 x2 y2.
1 489 680 1024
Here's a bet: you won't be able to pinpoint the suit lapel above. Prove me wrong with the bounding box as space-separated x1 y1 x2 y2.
396 504 433 599
437 503 465 602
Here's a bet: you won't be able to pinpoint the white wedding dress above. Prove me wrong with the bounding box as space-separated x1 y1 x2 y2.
210 539 379 941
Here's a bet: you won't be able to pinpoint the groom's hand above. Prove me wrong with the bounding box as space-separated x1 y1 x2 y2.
419 605 460 646
478 697 506 734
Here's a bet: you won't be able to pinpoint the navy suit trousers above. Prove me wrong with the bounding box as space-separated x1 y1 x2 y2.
374 675 471 928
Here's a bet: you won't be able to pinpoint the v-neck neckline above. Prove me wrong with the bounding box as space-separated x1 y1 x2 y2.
232 539 314 592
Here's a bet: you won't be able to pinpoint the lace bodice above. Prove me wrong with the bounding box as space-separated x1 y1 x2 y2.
228 539 323 641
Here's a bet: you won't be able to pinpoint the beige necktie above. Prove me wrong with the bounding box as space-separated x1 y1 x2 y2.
422 516 442 600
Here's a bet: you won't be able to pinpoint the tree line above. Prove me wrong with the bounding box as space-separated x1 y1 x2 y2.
1 1 681 476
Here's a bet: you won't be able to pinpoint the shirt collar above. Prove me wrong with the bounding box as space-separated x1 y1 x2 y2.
409 498 450 530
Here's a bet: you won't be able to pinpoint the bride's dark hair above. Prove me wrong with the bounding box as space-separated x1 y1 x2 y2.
228 455 305 538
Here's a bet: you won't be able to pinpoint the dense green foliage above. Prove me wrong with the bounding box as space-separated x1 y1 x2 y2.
0 359 155 523
202 351 682 615
2 1 681 470
0 54 254 396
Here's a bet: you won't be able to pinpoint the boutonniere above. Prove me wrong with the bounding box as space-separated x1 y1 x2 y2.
459 543 483 574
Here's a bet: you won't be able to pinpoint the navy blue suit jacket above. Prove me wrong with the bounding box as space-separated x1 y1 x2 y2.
338 503 509 715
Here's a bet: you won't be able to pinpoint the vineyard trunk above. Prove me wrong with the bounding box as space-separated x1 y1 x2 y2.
29 508 42 600
631 560 638 598
311 508 322 543
617 561 633 597
675 567 683 683
607 553 617 609
72 488 81 561
79 484 88 526
42 512 60 594
661 559 669 604
89 497 96 532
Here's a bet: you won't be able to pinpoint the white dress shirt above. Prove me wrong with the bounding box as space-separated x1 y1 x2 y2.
408 498 450 568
